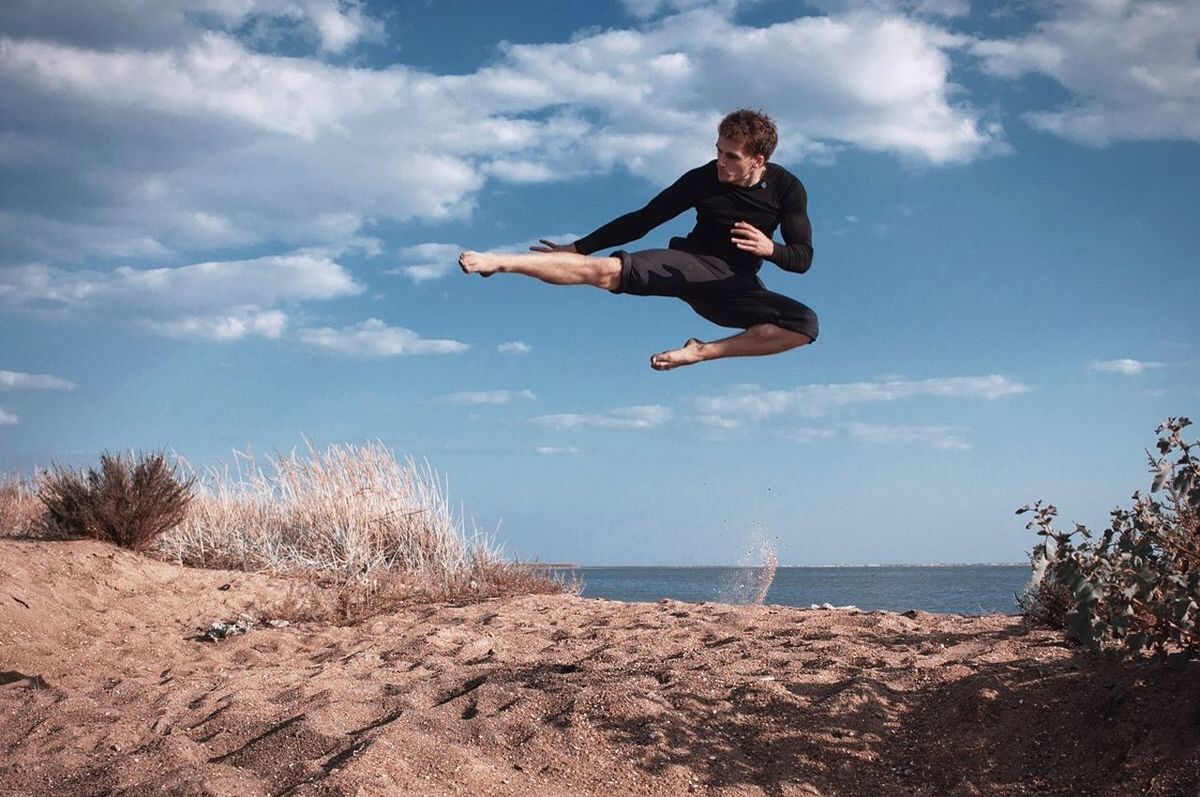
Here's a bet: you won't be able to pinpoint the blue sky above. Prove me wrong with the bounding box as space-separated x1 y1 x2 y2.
1 0 1197 565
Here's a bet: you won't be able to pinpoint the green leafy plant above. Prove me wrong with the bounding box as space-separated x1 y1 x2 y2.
1018 417 1200 655
38 452 195 551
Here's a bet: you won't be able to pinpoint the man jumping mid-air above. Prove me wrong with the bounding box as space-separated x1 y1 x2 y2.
459 109 818 371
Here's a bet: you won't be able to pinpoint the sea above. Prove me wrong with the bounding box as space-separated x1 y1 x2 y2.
559 565 1032 616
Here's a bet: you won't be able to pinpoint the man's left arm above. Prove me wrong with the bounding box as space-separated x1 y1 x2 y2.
729 179 814 274
767 179 813 274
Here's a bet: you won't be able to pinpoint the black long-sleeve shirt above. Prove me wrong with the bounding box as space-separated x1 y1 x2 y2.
573 160 813 276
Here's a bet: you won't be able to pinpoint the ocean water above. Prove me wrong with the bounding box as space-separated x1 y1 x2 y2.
564 565 1031 615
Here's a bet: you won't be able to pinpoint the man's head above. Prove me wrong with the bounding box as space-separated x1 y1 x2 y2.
718 109 778 160
716 109 777 186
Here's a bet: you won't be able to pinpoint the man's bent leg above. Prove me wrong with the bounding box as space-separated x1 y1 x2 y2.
650 323 812 371
460 251 621 290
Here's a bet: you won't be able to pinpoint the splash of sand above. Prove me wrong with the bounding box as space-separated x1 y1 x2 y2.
719 531 778 605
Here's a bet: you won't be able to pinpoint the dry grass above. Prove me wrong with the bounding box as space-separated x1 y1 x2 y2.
0 473 43 538
159 441 570 617
257 560 576 626
4 442 568 616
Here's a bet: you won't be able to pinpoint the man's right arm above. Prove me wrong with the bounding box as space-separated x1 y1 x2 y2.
572 168 700 255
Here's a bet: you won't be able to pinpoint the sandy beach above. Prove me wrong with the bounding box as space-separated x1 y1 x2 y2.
2 538 1197 796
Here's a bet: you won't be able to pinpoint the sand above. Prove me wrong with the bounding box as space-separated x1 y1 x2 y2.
2 539 1198 796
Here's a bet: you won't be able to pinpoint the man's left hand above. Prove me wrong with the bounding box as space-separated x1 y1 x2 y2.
731 221 775 257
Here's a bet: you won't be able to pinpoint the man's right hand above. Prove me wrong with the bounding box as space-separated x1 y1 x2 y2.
530 239 578 254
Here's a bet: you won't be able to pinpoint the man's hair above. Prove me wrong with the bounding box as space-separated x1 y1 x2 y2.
718 109 778 160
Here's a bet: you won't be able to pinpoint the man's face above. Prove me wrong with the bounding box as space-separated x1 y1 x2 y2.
715 135 765 186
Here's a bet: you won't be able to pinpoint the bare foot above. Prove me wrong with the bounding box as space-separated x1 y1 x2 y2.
459 251 500 277
650 338 706 371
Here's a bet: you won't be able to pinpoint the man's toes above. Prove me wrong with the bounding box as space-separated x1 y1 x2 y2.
650 353 676 371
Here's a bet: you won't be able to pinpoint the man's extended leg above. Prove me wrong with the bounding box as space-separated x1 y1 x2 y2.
460 251 621 290
650 323 812 371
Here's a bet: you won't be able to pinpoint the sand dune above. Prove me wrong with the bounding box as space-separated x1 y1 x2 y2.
2 539 1197 796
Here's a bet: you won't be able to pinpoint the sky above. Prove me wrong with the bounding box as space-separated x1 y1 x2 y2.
1 0 1198 566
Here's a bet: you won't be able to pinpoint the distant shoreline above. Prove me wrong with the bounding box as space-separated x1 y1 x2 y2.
564 562 1028 569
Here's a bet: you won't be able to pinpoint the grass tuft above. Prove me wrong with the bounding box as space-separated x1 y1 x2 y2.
159 441 570 618
0 474 44 538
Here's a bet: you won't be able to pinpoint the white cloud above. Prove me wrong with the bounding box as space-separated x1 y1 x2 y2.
696 414 741 430
533 404 674 430
481 159 557 183
389 243 463 284
0 370 76 390
696 375 1030 420
845 422 970 451
0 253 361 341
146 309 289 342
622 0 734 21
910 0 969 18
0 5 999 267
394 235 581 283
780 426 839 443
0 34 484 265
447 389 536 405
488 9 997 170
0 0 382 54
536 446 583 455
974 0 1200 145
0 406 17 425
297 318 467 357
498 341 532 355
300 0 383 53
1089 358 1165 376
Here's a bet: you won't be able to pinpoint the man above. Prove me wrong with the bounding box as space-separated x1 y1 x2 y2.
459 109 818 371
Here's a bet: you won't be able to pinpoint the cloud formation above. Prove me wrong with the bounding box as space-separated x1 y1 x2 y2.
533 405 674 431
974 0 1200 145
0 367 76 428
297 319 467 357
0 253 362 341
0 370 75 390
536 446 583 455
0 0 381 54
1089 358 1165 376
844 422 970 451
0 3 1000 268
696 375 1030 421
447 389 536 405
390 243 463 284
498 341 532 355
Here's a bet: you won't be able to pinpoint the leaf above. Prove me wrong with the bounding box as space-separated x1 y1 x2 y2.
1151 458 1171 492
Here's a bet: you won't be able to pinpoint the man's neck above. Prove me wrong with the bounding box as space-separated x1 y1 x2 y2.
737 164 768 187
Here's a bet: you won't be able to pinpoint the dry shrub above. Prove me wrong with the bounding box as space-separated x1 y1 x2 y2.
38 452 194 551
0 474 44 538
1015 574 1073 630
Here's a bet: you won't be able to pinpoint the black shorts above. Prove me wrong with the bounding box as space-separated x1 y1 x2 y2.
610 248 819 341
